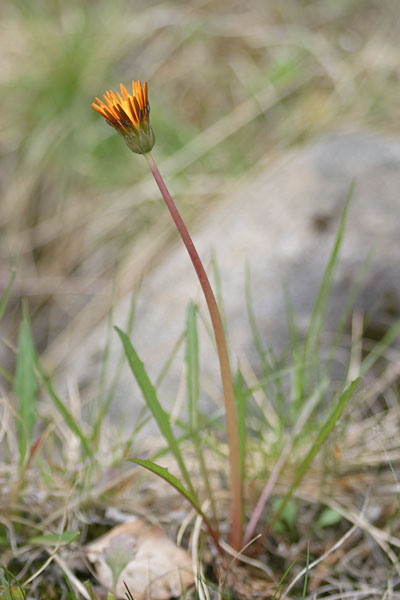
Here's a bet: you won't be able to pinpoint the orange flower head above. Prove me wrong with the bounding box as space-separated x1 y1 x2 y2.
92 80 155 154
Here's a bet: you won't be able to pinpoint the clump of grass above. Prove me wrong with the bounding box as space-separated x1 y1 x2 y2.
2 194 400 597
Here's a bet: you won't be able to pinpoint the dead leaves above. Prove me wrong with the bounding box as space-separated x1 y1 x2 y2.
85 519 194 600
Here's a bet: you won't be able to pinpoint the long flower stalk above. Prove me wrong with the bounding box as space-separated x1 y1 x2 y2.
144 152 242 550
92 79 243 550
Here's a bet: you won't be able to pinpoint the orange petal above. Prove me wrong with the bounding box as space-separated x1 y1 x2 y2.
128 96 139 122
143 81 148 106
91 102 105 115
94 96 107 108
120 83 129 100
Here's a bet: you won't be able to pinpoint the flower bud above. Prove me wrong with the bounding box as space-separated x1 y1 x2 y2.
92 80 155 154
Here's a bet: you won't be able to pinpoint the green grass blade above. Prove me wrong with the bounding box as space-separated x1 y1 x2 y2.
0 566 25 600
283 281 304 412
152 409 224 460
328 248 372 367
14 310 38 465
129 458 199 511
302 541 310 598
360 317 400 376
128 458 220 552
63 575 79 600
303 184 354 374
234 366 247 496
0 569 13 600
270 378 359 530
272 558 299 600
36 360 92 458
245 264 285 412
185 302 218 524
28 530 80 546
212 253 228 334
283 281 300 356
156 331 186 388
245 263 272 378
97 276 119 414
0 366 13 384
0 268 16 322
186 301 199 432
92 285 140 443
116 327 196 497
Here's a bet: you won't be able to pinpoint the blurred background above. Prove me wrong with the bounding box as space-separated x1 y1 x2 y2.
1 0 400 377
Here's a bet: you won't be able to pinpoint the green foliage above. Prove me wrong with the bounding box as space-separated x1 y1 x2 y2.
63 575 78 600
14 308 38 465
128 459 201 516
36 359 92 458
234 367 247 496
0 567 25 600
104 536 135 594
272 498 298 533
186 301 199 433
184 301 220 524
316 508 342 528
128 458 220 551
302 542 310 599
116 327 195 497
27 530 80 546
0 270 16 323
272 558 299 600
270 378 359 531
303 184 354 386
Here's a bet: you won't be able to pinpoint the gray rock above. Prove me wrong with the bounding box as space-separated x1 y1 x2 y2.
66 130 400 426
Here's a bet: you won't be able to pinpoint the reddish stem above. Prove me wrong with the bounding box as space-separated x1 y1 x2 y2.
144 152 242 550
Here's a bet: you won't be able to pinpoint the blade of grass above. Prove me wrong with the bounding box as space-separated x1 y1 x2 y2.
303 184 354 380
116 327 196 497
92 284 140 444
14 306 38 465
128 458 222 555
186 301 219 527
245 263 285 407
64 575 79 600
327 248 373 368
302 541 310 599
0 268 16 322
283 281 304 412
186 301 199 432
28 531 80 546
272 558 299 600
0 366 13 384
245 263 271 376
244 378 328 546
268 377 359 533
97 274 119 413
0 566 25 600
360 317 400 376
35 360 92 458
211 253 228 335
156 330 186 388
234 365 246 508
152 409 224 460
